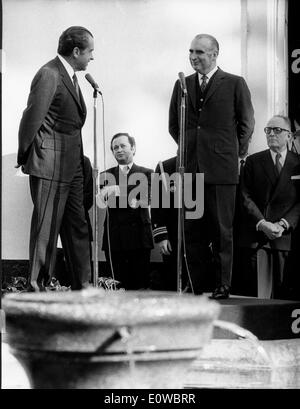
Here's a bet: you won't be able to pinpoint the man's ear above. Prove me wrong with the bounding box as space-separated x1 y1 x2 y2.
72 47 80 58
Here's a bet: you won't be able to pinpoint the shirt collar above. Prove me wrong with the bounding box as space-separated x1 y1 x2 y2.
119 162 133 171
269 148 288 164
198 65 218 82
57 54 75 81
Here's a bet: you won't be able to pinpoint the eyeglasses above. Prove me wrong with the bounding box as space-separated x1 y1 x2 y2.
264 127 290 135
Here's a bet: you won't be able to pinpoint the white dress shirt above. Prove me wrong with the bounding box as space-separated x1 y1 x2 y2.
198 65 219 87
269 148 287 168
57 54 75 82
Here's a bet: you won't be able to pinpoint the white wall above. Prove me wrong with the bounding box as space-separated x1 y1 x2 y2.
244 0 288 154
2 0 282 259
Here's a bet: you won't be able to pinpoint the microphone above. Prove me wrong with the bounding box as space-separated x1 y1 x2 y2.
85 73 102 95
178 72 187 95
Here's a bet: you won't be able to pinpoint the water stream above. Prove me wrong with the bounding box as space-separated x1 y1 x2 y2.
185 320 300 388
214 320 274 367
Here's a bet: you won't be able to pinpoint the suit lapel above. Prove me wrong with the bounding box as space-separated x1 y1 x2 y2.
261 150 278 187
78 86 87 115
186 74 198 112
187 68 226 110
55 57 86 116
270 151 295 202
113 166 120 185
203 68 225 105
128 163 138 177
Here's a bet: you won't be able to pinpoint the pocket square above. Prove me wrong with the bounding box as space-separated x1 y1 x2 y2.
291 175 300 180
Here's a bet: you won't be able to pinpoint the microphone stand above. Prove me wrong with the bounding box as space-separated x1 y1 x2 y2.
176 88 187 294
92 88 99 287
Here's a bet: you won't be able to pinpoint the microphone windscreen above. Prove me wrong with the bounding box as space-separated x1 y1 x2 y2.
85 73 99 89
178 72 187 94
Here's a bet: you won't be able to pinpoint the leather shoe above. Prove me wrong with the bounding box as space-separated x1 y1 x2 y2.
211 285 230 300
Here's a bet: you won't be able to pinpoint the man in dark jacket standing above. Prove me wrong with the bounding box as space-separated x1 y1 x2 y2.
98 133 154 290
17 26 94 291
169 34 255 298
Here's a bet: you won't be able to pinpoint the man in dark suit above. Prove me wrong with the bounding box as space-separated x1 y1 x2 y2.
97 133 154 290
17 26 94 291
240 115 300 298
169 34 255 299
55 155 93 287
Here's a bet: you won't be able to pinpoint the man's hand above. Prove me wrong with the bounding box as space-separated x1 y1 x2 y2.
273 222 285 238
158 239 172 256
100 185 120 199
96 185 120 208
258 220 283 240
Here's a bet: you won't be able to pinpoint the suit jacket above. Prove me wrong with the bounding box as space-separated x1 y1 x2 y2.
169 69 255 184
240 149 300 250
83 155 93 240
18 57 87 182
151 157 178 247
101 164 154 252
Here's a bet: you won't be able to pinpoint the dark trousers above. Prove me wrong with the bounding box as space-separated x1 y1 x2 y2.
257 248 291 299
105 249 151 290
29 163 91 290
232 247 258 297
185 183 236 290
184 218 214 294
155 240 213 294
236 246 294 299
159 252 178 292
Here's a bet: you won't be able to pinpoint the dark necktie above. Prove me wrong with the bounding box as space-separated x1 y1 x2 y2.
200 74 208 93
72 73 80 97
275 152 282 175
291 140 299 154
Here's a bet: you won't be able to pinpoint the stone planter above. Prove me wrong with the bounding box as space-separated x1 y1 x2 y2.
3 289 220 389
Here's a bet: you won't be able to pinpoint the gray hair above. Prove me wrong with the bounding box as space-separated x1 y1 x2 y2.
194 34 219 53
270 115 291 131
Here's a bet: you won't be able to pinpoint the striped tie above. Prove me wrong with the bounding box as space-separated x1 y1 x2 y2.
275 153 282 175
200 75 208 93
72 73 80 97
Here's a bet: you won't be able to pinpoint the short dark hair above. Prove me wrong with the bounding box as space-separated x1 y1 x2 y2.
110 133 136 151
57 26 93 57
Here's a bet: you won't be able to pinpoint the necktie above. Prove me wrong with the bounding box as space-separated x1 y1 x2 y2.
291 140 299 155
72 73 80 97
275 153 282 175
200 75 208 93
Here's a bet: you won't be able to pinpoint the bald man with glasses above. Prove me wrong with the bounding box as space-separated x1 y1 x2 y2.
239 115 300 299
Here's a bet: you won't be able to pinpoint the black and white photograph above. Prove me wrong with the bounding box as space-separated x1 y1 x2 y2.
1 0 300 393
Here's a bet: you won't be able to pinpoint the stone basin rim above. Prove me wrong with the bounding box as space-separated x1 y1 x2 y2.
3 289 220 326
2 288 215 304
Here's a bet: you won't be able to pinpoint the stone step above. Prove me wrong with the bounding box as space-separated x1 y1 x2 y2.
212 295 300 340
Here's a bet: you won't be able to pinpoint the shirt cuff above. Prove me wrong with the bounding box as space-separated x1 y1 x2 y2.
96 192 107 208
280 218 289 230
256 219 265 231
153 226 168 243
